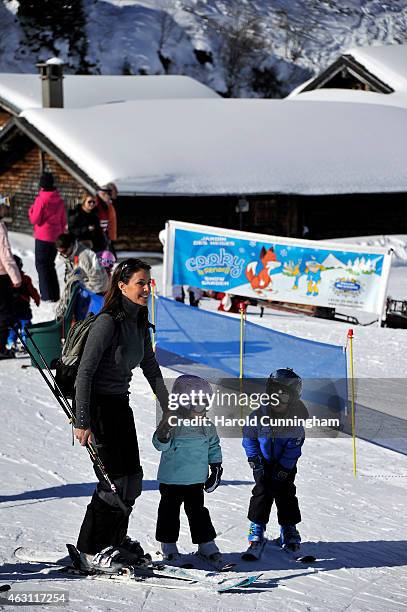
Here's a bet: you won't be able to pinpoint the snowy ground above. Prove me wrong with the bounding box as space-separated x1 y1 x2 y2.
1 232 407 611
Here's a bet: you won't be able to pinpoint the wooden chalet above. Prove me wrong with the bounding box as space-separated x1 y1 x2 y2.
0 54 407 251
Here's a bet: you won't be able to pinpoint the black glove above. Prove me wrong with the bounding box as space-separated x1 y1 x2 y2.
271 462 291 482
248 456 265 483
155 414 172 443
204 463 223 493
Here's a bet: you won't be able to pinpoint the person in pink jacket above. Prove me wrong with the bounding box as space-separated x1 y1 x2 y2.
0 197 22 359
29 172 67 302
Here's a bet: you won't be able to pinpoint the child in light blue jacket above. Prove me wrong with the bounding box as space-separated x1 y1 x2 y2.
153 375 223 563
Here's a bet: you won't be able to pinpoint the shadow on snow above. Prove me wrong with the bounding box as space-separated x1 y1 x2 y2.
0 480 251 505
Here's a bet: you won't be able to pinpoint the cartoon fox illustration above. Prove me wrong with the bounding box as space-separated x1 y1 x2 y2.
246 246 281 292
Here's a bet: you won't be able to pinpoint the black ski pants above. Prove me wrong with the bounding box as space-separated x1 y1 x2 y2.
35 239 60 302
77 393 143 555
156 483 216 544
248 466 301 527
0 274 13 351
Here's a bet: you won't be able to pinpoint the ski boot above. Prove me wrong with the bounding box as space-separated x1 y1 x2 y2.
119 536 151 566
76 545 132 574
241 522 266 561
197 540 222 563
161 542 181 562
279 524 301 552
197 540 233 570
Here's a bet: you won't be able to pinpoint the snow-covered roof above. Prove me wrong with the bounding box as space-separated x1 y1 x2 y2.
0 74 219 114
289 88 407 109
19 98 407 196
289 44 407 98
347 44 407 93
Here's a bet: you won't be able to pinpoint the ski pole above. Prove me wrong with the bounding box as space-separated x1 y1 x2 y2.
17 327 74 422
17 327 131 516
151 278 156 351
347 328 357 477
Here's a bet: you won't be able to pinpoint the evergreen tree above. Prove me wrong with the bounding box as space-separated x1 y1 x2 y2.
17 0 93 73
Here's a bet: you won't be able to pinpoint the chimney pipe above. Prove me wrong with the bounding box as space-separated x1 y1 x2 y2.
36 58 64 108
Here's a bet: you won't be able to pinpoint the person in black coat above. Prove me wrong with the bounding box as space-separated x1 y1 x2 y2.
74 258 169 574
68 194 107 253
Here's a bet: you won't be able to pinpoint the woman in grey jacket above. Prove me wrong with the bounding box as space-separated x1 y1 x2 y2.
73 258 168 573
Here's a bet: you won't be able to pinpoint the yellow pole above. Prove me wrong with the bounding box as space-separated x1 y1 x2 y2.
151 278 156 352
347 328 357 476
239 306 245 380
239 306 246 419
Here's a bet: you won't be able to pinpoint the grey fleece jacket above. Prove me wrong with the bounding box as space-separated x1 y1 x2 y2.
75 295 168 428
65 241 108 294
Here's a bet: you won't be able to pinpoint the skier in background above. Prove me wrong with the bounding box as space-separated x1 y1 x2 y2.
28 172 66 303
97 250 116 279
207 290 249 313
153 375 224 565
95 186 117 256
242 368 307 559
68 193 107 253
6 255 40 352
188 286 204 307
172 285 185 303
54 233 109 320
0 197 21 359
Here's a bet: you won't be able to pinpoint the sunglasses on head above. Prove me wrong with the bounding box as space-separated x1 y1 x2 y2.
118 261 149 281
118 261 130 278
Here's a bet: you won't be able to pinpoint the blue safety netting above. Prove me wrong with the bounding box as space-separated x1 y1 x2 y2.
154 297 407 455
155 297 346 377
155 297 348 410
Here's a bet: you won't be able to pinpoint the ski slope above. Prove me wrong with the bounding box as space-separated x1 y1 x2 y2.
1 232 407 611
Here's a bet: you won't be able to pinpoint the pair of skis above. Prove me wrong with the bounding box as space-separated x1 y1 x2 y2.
14 546 262 593
154 549 236 573
242 538 316 564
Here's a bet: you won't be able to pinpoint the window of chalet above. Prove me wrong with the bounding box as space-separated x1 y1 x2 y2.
322 68 375 91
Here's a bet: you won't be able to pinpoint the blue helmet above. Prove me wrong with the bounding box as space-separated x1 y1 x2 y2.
267 368 302 399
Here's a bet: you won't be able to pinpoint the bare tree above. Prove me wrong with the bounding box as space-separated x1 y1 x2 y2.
155 0 183 73
183 2 271 96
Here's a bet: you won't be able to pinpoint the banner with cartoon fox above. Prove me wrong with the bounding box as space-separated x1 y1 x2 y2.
163 221 392 316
